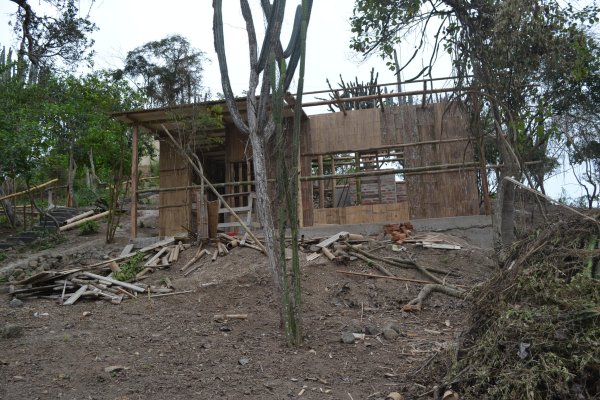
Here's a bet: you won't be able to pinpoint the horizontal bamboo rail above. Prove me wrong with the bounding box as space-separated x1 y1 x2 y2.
301 87 463 108
301 137 470 157
0 179 59 202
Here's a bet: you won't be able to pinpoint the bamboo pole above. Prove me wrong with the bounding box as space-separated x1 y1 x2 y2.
318 155 324 208
302 87 465 108
63 210 94 225
0 178 59 202
301 137 469 157
59 211 110 232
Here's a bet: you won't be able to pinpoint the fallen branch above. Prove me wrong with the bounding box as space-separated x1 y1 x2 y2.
336 270 434 285
403 284 465 311
149 290 193 298
348 251 394 277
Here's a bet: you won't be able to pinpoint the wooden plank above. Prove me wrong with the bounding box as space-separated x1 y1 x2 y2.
119 244 135 258
81 272 146 293
422 243 461 250
316 231 349 249
63 285 88 305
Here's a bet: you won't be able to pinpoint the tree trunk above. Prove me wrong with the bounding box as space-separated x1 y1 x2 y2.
248 130 283 300
67 144 77 208
0 185 20 228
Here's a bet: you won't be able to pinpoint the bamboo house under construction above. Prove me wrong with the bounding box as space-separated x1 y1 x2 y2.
113 80 483 238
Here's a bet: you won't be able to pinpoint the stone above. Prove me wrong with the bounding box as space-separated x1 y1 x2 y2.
346 319 363 333
382 327 399 341
238 357 250 366
1 324 23 339
364 324 379 336
383 321 401 334
9 298 23 308
9 269 24 282
341 331 356 344
28 260 38 268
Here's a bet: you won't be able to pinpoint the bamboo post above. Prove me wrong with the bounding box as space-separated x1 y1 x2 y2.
130 125 139 240
355 152 362 205
318 155 324 208
331 155 337 206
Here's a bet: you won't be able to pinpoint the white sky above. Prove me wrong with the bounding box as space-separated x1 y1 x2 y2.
0 0 586 201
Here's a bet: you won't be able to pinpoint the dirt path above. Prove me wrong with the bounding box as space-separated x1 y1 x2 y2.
0 219 496 399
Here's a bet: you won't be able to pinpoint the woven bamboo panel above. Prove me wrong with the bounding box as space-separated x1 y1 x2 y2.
308 108 382 154
313 202 409 225
159 139 191 236
401 102 479 219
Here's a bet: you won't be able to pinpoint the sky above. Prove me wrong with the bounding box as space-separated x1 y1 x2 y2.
0 0 586 201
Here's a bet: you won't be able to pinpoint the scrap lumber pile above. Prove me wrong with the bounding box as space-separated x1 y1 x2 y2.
180 232 265 276
7 237 187 305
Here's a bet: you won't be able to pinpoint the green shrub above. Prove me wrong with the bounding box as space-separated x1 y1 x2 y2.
113 253 144 281
79 220 100 235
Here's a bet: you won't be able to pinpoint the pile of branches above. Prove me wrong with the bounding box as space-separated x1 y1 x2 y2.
437 214 600 399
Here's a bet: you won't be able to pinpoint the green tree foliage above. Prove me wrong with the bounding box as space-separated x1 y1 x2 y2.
41 72 144 181
350 0 600 249
8 0 97 80
119 35 208 107
0 47 46 180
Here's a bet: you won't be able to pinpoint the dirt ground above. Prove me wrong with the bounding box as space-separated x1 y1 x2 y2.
0 211 497 400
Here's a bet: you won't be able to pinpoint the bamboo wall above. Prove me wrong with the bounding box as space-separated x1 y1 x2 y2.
398 103 479 218
313 202 409 225
159 139 192 236
305 101 479 223
307 108 382 153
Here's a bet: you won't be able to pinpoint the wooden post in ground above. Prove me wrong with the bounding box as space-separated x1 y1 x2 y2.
130 125 139 240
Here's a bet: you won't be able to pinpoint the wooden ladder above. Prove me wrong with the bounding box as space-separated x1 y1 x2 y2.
217 192 257 237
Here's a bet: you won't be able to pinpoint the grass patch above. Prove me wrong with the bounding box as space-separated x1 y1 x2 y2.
79 220 100 235
113 253 144 281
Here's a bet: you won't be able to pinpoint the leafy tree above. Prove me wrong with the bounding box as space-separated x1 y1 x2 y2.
119 35 208 107
40 72 144 206
350 0 600 254
8 0 97 80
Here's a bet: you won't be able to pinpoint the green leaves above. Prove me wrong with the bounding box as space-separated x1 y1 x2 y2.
121 35 208 107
